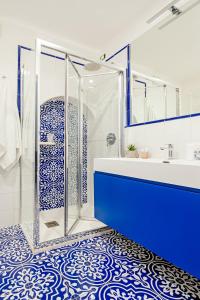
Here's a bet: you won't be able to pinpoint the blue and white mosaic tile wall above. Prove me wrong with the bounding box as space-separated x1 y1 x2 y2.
82 114 88 204
39 96 87 211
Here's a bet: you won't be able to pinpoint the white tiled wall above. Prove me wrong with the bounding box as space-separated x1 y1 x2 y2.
0 165 20 228
125 116 200 159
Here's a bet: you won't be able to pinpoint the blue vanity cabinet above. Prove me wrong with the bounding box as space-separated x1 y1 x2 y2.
94 171 200 279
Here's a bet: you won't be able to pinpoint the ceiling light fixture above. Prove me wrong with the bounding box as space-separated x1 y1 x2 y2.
146 0 200 29
159 0 200 29
146 0 180 24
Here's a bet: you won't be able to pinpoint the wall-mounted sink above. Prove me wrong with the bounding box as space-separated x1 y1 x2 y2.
94 157 200 189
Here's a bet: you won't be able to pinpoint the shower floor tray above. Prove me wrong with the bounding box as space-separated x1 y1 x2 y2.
22 217 108 252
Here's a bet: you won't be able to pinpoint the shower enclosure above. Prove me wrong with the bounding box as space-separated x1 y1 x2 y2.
20 39 124 249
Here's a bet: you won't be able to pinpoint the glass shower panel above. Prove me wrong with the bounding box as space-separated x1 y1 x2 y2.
81 72 120 219
20 49 35 243
66 59 80 233
38 49 66 243
33 39 124 247
83 73 120 157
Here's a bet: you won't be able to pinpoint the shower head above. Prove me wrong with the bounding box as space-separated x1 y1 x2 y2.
84 62 101 71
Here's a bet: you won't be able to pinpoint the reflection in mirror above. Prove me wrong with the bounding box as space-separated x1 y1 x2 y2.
130 0 200 125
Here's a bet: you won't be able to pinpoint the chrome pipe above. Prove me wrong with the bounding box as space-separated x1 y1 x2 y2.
119 71 125 157
64 54 69 235
34 38 41 246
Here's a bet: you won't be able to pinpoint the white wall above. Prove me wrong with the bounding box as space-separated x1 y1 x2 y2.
125 116 200 160
0 18 98 228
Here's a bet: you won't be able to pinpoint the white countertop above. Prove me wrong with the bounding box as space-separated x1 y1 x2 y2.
94 158 200 190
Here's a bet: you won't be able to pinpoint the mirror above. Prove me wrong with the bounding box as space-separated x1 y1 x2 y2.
130 0 200 125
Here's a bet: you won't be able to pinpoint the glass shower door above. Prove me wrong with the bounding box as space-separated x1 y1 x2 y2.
20 48 35 243
35 40 80 245
65 58 80 234
37 46 66 244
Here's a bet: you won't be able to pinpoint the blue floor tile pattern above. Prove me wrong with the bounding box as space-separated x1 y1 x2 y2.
0 225 200 299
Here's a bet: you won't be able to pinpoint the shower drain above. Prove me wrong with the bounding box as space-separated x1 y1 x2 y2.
45 221 59 228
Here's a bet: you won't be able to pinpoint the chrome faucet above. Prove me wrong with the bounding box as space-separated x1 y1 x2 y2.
194 150 200 160
160 144 173 160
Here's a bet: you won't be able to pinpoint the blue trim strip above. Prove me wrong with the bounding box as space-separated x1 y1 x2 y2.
104 44 131 127
105 44 129 62
94 171 200 194
40 53 85 66
17 46 33 115
72 61 85 67
41 51 64 61
17 45 85 114
17 46 21 115
126 111 200 127
126 44 131 126
20 46 32 51
135 79 147 98
18 45 85 64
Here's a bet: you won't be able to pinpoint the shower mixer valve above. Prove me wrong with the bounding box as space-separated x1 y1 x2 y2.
106 133 116 146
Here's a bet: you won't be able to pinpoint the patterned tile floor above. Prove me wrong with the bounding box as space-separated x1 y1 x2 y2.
0 225 200 300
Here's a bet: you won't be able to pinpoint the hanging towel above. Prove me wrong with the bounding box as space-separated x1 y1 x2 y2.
0 78 21 171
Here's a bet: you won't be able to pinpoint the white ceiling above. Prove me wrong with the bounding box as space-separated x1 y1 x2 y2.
0 0 171 53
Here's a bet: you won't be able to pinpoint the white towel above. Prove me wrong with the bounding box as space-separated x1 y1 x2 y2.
0 78 21 171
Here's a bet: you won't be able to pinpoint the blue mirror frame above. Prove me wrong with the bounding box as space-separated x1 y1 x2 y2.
127 44 200 128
